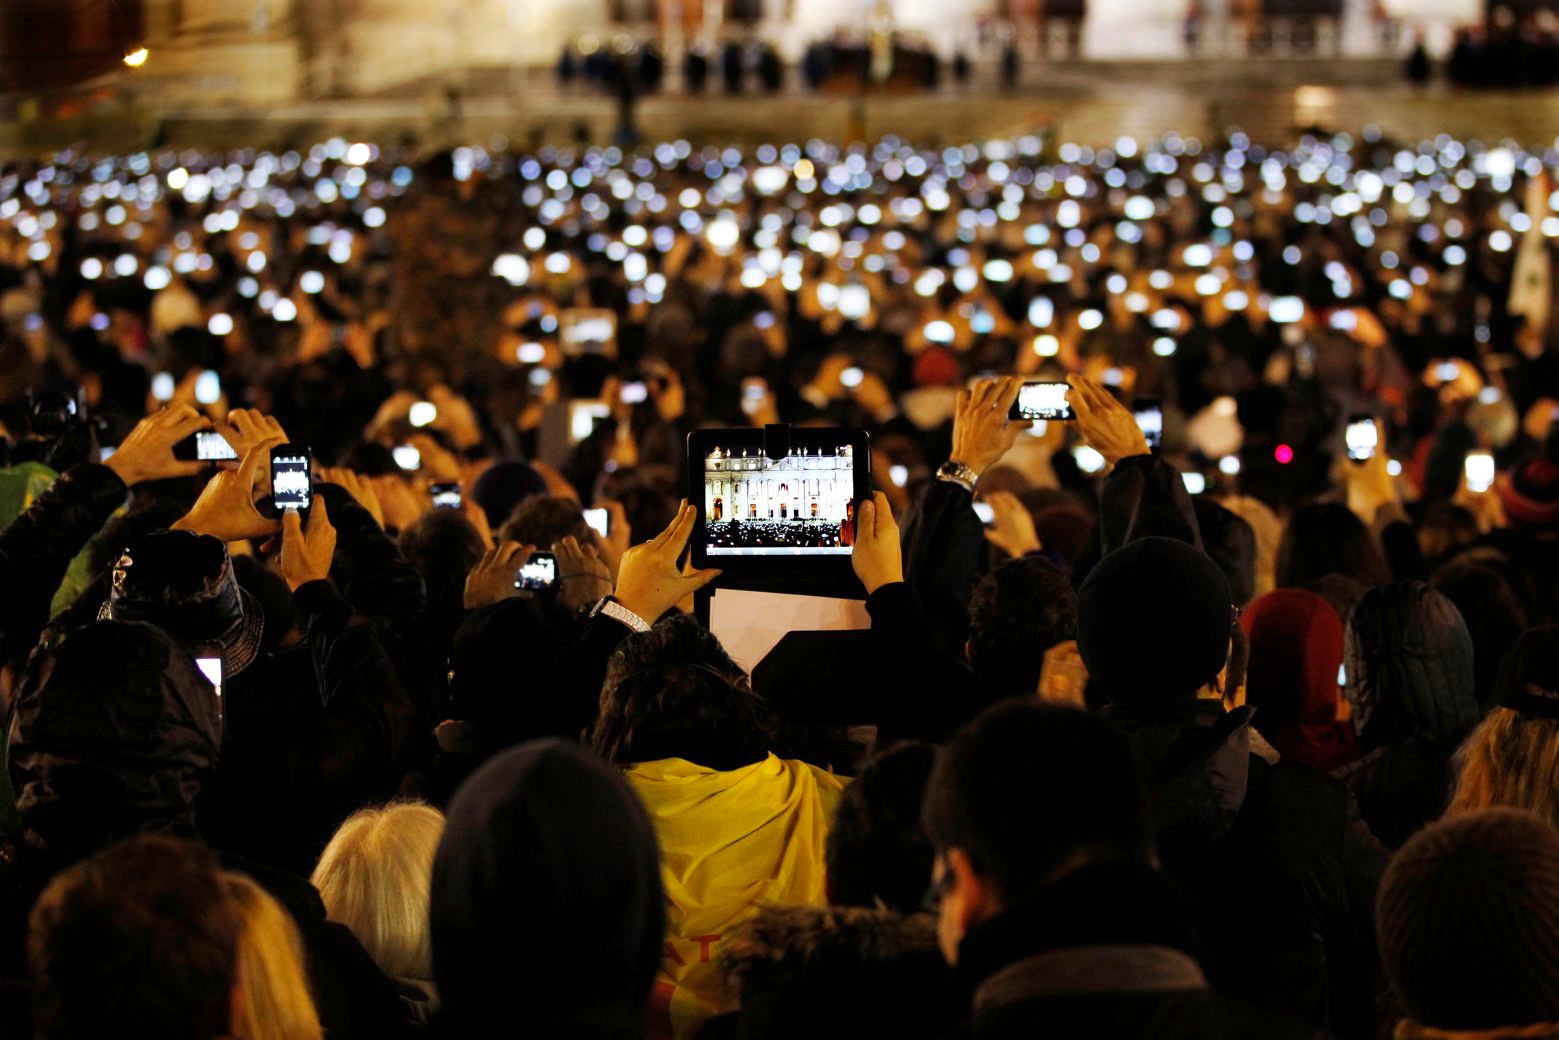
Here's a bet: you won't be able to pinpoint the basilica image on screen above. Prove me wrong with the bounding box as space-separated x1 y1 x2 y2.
702 445 856 555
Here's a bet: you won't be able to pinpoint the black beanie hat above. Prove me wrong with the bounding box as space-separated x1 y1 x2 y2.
1377 807 1559 1030
1077 536 1234 704
1495 625 1559 720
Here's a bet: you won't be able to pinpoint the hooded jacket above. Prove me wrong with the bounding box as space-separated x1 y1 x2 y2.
1241 589 1360 773
430 740 664 1039
1104 700 1386 1038
1340 582 1479 850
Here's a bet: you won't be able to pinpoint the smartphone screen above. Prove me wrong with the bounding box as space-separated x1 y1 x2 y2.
393 444 421 472
1345 416 1378 463
194 370 222 406
1464 451 1496 493
430 482 462 509
197 430 237 462
754 311 776 330
1133 399 1163 450
620 381 649 405
151 371 175 403
1436 361 1462 383
409 401 438 428
1010 382 1074 422
741 378 768 417
1269 296 1305 324
972 501 995 525
583 507 610 538
889 464 908 487
840 366 865 389
515 551 559 591
1330 309 1358 332
269 446 312 515
1182 472 1207 495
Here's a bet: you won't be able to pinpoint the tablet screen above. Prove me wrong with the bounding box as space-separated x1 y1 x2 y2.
702 443 858 556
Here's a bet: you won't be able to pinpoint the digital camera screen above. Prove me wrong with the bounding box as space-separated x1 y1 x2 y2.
197 431 238 462
702 444 858 556
583 508 610 538
1012 382 1074 422
515 553 558 590
271 452 311 512
430 484 462 509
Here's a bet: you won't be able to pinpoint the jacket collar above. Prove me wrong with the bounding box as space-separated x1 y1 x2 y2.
973 944 1207 1014
954 863 1204 1003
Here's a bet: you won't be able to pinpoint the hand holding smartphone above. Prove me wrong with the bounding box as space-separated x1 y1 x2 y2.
430 482 462 509
1464 451 1496 494
1345 414 1378 463
175 430 239 462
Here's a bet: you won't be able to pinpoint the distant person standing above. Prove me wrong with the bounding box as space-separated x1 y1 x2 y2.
952 50 971 85
722 39 745 93
1406 32 1432 87
684 45 709 93
1000 39 1019 90
756 42 782 93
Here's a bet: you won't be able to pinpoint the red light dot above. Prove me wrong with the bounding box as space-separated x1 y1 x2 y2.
1275 444 1294 464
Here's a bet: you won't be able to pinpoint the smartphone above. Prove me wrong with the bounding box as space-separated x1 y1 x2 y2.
1101 367 1125 388
741 377 768 417
972 501 995 525
1269 296 1305 324
560 309 617 356
1182 472 1207 495
1435 361 1462 384
514 550 559 591
620 381 649 406
1133 399 1163 450
151 371 175 403
1464 451 1496 494
583 507 610 538
840 366 865 390
1345 415 1378 463
98 446 117 462
1010 382 1074 422
1337 663 1348 687
569 401 612 444
430 482 462 509
195 656 223 699
269 445 312 517
754 310 776 330
175 430 239 462
409 401 438 428
889 464 908 488
1329 309 1358 332
194 370 222 406
387 447 419 476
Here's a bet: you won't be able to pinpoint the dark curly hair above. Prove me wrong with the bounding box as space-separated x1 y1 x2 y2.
589 615 777 772
966 555 1077 697
825 741 936 913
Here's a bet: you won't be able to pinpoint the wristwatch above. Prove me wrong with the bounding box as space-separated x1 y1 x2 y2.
935 460 979 493
590 596 652 633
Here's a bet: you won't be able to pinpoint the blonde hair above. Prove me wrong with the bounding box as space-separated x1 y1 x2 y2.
1449 708 1559 829
311 802 445 980
222 872 323 1040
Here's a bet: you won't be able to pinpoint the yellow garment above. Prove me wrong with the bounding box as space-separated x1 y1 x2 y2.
626 754 847 1040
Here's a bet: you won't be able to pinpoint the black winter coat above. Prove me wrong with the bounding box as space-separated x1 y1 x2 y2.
951 864 1316 1040
1104 702 1387 1039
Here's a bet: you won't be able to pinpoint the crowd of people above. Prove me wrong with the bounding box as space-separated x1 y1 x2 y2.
0 124 1556 1038
1445 6 1559 88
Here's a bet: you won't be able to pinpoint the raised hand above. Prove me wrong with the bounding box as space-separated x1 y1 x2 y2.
464 541 534 610
104 406 211 486
171 442 280 543
613 502 720 625
554 534 614 613
950 376 1024 479
1066 374 1150 469
279 499 337 591
982 490 1042 559
851 491 903 595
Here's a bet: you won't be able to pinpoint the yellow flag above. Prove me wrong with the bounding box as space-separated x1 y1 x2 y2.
625 754 847 1040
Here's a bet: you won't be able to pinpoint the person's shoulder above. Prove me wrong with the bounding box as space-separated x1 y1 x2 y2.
1239 755 1354 842
967 988 1318 1040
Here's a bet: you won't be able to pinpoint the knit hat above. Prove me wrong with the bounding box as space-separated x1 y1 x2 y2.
1077 537 1234 704
912 346 960 387
1377 807 1559 1030
1495 625 1559 720
1501 455 1559 531
1240 589 1358 772
469 460 548 529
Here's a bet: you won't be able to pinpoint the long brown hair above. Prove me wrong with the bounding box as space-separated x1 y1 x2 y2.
1449 708 1559 829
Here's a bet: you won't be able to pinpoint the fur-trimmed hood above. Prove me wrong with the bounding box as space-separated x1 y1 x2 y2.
721 904 940 988
712 905 958 1040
